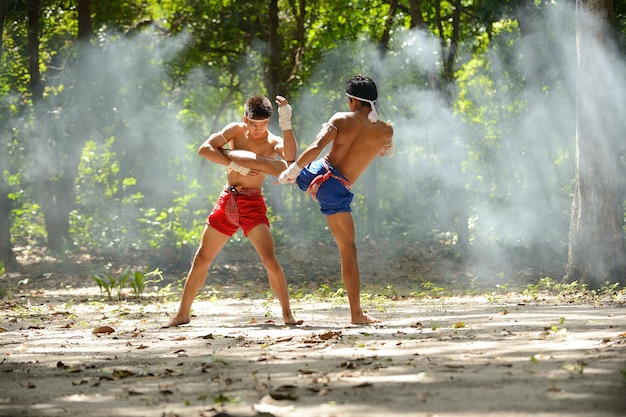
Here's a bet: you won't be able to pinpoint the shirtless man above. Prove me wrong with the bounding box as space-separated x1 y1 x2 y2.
163 95 300 328
278 75 394 324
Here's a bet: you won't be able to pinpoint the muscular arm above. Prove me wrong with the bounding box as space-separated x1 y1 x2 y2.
280 129 297 163
295 120 338 168
275 95 297 163
197 123 239 165
222 149 288 177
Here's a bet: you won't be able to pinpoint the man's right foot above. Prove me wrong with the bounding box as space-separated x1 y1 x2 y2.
351 312 381 325
161 315 190 328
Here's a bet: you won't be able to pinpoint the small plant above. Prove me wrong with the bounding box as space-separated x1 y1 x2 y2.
261 293 273 318
92 267 131 302
129 267 163 299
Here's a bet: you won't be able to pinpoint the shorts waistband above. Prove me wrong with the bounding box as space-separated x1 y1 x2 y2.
224 185 263 197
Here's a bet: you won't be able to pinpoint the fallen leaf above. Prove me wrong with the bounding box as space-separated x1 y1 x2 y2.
93 326 115 335
112 369 135 379
72 378 89 386
320 330 342 340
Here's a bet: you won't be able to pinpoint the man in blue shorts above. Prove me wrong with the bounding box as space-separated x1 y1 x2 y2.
278 75 394 324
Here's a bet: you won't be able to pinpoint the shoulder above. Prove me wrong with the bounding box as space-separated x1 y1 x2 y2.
329 111 357 129
379 120 393 134
267 129 282 144
223 122 246 135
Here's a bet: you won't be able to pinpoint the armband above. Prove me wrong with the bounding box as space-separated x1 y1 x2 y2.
278 104 292 131
278 162 302 184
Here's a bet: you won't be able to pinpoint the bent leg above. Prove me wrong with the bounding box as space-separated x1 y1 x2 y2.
326 212 380 324
247 224 301 325
162 225 230 328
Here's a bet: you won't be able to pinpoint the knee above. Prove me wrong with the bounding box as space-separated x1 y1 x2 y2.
259 254 281 272
191 250 212 269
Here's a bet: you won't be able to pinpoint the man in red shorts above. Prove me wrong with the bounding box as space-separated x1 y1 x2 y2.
163 95 301 327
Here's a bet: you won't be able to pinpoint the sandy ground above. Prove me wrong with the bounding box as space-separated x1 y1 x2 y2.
0 289 625 417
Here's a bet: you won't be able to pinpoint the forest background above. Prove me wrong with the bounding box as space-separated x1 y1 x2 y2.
2 0 626 296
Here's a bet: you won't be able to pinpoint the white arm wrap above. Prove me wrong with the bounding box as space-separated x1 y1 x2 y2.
278 162 302 184
229 161 250 176
278 104 292 131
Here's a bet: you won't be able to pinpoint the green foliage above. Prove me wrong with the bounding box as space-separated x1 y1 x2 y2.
1 0 620 289
92 266 163 301
92 268 131 302
129 268 163 299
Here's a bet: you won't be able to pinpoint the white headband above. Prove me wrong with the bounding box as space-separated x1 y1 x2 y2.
346 93 378 123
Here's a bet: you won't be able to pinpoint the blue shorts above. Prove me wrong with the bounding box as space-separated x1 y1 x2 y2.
296 160 353 215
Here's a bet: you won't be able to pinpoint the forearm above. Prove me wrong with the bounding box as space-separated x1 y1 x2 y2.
294 122 336 168
282 129 297 163
295 142 324 168
198 134 231 166
223 149 288 177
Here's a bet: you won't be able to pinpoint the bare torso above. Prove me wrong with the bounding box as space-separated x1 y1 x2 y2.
324 111 394 183
223 123 283 188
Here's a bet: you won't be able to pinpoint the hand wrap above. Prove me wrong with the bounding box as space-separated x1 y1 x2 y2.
229 161 250 176
278 104 292 131
278 162 301 184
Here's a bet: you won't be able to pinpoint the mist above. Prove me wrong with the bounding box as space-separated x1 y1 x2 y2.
7 2 625 285
280 2 626 284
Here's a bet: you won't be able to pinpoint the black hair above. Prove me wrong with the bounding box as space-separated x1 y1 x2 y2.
244 96 272 119
345 74 378 102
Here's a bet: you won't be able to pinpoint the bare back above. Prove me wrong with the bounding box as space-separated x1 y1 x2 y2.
325 111 393 183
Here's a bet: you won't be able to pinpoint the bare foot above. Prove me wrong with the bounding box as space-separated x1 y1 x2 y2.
161 314 190 328
351 312 381 325
284 314 303 326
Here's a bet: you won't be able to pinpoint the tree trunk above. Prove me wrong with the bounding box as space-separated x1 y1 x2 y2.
362 0 398 237
26 0 63 252
0 4 13 263
407 0 426 29
0 153 12 263
567 0 626 287
31 0 93 253
434 0 469 256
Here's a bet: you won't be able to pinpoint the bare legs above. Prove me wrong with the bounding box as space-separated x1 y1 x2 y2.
163 223 300 328
162 225 229 328
326 212 380 324
247 224 301 325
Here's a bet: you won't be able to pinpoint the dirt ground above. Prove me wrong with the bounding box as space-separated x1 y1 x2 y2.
1 245 626 417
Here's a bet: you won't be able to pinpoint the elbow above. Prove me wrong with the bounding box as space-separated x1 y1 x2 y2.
198 144 212 158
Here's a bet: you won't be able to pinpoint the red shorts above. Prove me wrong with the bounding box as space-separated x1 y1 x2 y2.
207 187 270 237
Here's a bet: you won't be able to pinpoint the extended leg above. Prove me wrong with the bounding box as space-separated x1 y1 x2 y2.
162 225 230 328
247 224 301 325
326 212 380 324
